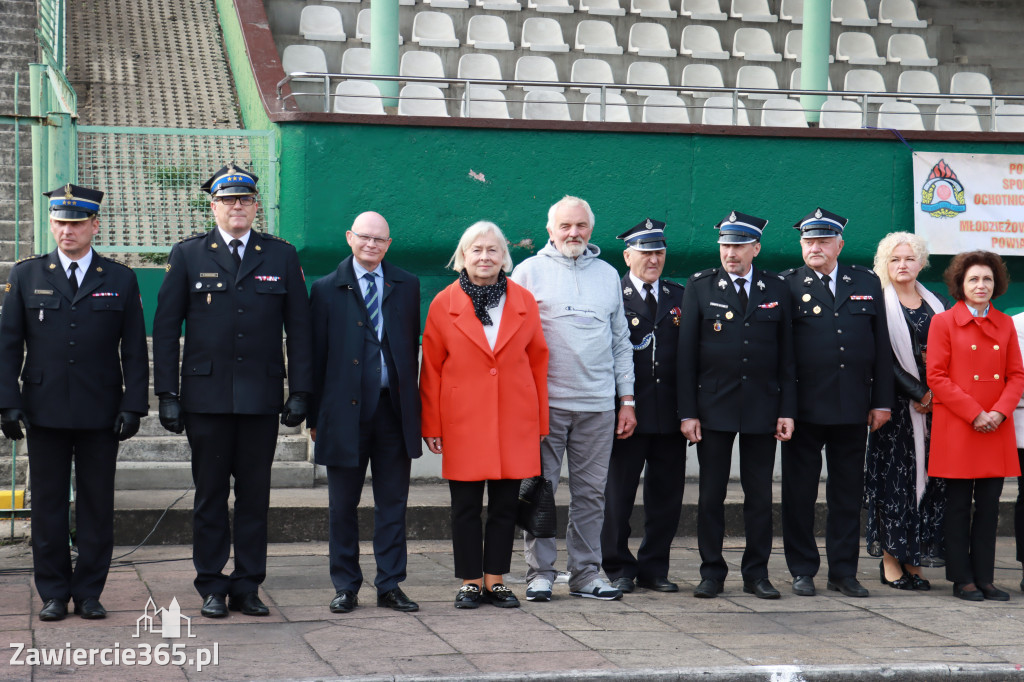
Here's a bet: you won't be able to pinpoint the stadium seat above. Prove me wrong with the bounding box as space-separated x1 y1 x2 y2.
630 0 676 19
732 28 781 62
835 32 885 66
642 94 690 124
702 96 749 125
333 80 385 114
780 0 802 23
886 34 937 67
466 15 515 50
515 55 562 91
575 20 624 54
398 84 450 116
819 99 864 128
842 69 887 103
629 23 676 58
877 0 926 28
300 6 347 41
950 72 997 107
784 30 834 62
477 0 522 9
461 86 511 118
282 45 329 79
400 51 448 87
325 0 361 4
789 67 832 93
341 48 372 75
522 90 573 120
580 0 625 15
682 0 726 21
994 105 1024 133
761 99 808 127
426 0 469 8
626 61 670 97
896 70 942 105
681 63 725 98
934 103 983 132
681 25 729 60
356 9 405 44
458 53 506 89
830 0 876 27
528 0 575 13
736 65 785 99
730 0 777 22
876 101 926 130
570 58 617 93
522 18 570 52
583 92 632 121
412 12 460 47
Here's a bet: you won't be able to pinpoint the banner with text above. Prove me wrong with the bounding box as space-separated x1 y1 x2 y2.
912 151 1024 255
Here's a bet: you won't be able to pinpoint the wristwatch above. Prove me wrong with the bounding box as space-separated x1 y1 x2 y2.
620 400 636 407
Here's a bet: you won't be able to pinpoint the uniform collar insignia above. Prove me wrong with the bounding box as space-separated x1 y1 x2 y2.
718 278 728 289
803 276 813 285
842 274 852 283
662 285 669 294
756 279 765 290
623 286 633 295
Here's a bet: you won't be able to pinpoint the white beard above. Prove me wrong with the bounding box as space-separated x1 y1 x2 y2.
559 241 586 258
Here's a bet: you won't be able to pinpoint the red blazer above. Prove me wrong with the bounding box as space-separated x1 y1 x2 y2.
927 300 1024 479
420 279 549 481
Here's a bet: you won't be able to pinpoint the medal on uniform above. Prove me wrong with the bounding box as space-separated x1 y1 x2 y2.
813 305 821 314
713 321 722 332
725 311 733 320
207 293 212 305
631 317 639 326
802 294 811 302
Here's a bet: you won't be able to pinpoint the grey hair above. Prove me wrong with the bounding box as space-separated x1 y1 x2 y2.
546 195 595 233
448 221 514 273
873 231 930 288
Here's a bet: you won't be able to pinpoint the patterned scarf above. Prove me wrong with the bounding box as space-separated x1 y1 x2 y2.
459 269 506 326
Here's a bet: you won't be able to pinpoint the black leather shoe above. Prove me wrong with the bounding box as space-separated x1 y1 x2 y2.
39 598 68 621
330 590 358 613
610 577 635 594
979 583 1010 601
693 578 723 598
229 591 269 616
454 584 481 609
879 561 913 590
909 574 930 591
827 576 869 598
378 587 419 612
792 575 816 596
73 597 107 619
637 576 679 592
953 583 984 602
201 593 228 618
482 584 520 608
743 578 780 600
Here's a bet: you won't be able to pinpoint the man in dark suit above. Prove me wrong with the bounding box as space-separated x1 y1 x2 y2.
677 211 796 600
152 164 313 618
781 207 893 598
308 211 422 614
0 184 148 621
601 218 686 595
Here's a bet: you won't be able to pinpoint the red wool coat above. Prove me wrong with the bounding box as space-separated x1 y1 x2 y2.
420 280 549 481
927 301 1024 479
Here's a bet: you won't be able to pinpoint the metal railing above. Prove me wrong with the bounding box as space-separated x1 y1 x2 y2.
36 0 65 71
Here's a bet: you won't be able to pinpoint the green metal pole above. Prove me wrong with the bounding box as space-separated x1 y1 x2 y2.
29 64 47 254
45 112 74 253
369 0 400 106
800 0 830 124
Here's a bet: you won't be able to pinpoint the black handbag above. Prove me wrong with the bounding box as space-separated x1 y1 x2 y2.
517 475 557 538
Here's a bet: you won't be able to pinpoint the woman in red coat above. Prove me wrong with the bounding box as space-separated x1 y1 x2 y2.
420 221 549 610
927 250 1024 601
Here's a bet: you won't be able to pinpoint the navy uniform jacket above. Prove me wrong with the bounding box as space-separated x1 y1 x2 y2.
677 266 796 434
152 229 313 414
0 250 149 429
782 263 893 425
621 276 685 434
307 255 422 466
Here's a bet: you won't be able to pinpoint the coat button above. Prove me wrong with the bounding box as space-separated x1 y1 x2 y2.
490 368 497 376
69 323 76 329
834 313 839 318
351 400 358 405
840 364 845 369
971 345 977 350
839 347 845 351
974 375 980 380
995 374 1000 379
68 359 75 364
353 359 359 365
237 356 243 362
994 345 1000 350
357 321 363 327
69 341 75 346
837 329 843 334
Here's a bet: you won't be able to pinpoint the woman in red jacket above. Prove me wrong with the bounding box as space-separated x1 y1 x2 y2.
927 251 1024 601
420 221 549 610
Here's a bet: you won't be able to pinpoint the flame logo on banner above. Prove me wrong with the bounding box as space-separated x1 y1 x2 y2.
920 159 967 218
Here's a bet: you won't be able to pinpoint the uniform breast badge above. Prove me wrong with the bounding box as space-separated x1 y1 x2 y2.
671 306 681 326
802 294 811 302
813 306 822 314
713 321 722 332
725 311 734 320
631 317 639 326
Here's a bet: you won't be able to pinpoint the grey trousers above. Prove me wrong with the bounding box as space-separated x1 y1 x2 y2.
524 407 615 591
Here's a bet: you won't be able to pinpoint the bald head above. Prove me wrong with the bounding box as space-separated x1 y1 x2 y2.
346 211 392 271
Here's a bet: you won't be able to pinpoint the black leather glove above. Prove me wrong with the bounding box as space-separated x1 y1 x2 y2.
281 392 309 427
0 408 29 441
158 395 185 434
113 411 141 441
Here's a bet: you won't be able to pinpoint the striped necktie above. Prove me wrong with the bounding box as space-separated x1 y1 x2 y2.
364 272 381 335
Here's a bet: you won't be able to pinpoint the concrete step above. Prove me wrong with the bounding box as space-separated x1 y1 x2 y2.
116 434 308 463
114 461 315 491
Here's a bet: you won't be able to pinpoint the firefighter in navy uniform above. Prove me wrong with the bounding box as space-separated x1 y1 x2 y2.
601 218 687 594
152 164 313 618
780 207 893 599
677 212 796 600
0 184 148 621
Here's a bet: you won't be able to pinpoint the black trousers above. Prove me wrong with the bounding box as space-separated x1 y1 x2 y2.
944 477 1003 585
1016 449 1024 563
185 412 279 597
697 429 776 581
601 432 686 581
27 426 118 603
782 422 867 580
327 394 410 595
449 478 520 579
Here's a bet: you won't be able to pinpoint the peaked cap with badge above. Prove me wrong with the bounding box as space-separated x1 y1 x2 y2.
716 210 768 245
42 183 104 222
617 218 667 251
200 163 259 197
793 207 847 239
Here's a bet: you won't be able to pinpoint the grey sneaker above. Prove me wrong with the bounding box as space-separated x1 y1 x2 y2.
570 578 623 601
525 577 553 602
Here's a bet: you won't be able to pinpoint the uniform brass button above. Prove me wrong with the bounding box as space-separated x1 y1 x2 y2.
994 345 1000 350
743 340 749 345
353 359 359 365
351 400 358 405
655 379 660 383
654 361 659 366
839 347 845 351
971 345 977 350
357 321 363 327
840 364 845 369
995 374 1000 379
744 322 750 327
837 329 843 334
742 358 748 362
834 313 839 318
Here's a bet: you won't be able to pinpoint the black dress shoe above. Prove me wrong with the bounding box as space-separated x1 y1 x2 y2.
39 598 68 621
827 576 869 598
792 575 815 596
201 593 228 618
229 591 270 616
482 584 520 608
73 597 107 619
743 578 780 600
909 574 930 591
637 576 679 593
693 578 723 598
979 583 1010 601
953 583 984 602
330 590 358 613
610 577 635 594
454 584 481 609
378 587 419 612
879 561 913 590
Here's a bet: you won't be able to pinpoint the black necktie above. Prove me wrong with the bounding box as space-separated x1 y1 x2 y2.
229 239 243 273
821 273 835 300
735 278 748 312
643 283 657 319
68 262 79 296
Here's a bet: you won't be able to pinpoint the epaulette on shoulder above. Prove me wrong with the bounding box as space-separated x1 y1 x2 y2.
179 231 207 243
260 233 293 246
780 267 798 278
759 268 782 280
851 263 878 277
690 268 717 281
663 279 685 289
101 255 132 269
14 253 46 265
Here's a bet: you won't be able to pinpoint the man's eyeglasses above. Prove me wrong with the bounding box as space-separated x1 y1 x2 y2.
350 230 391 246
214 195 257 206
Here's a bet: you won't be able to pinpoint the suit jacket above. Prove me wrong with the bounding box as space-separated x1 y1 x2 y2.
420 279 548 481
152 229 313 414
0 250 148 429
620 276 685 434
677 266 796 434
308 255 422 466
783 263 893 425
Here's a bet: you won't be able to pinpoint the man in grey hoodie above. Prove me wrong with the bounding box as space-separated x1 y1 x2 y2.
511 195 637 601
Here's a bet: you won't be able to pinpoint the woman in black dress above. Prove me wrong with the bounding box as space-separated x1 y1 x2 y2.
865 232 947 589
